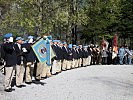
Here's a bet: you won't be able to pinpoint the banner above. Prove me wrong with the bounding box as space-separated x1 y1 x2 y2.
32 38 47 63
112 34 118 59
102 38 109 50
113 34 118 47
32 36 56 65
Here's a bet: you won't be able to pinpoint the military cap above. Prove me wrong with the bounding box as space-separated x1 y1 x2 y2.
68 44 72 48
16 37 24 41
4 33 13 39
28 36 34 39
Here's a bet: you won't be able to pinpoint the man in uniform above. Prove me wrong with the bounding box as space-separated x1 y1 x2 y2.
67 44 73 69
78 45 83 67
56 41 63 73
72 45 77 69
75 46 79 68
22 36 36 84
83 46 88 67
87 45 92 66
3 33 17 92
14 37 26 87
51 40 58 75
62 42 69 71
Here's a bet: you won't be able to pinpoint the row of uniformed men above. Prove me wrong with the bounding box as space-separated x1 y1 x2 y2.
2 33 91 92
50 40 92 75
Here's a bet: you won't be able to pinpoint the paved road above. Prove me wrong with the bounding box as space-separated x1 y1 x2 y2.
0 65 133 100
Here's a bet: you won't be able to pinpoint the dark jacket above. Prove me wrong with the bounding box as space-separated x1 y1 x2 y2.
83 49 88 58
22 43 36 63
87 47 91 56
14 43 24 65
78 49 83 58
67 48 73 60
62 46 69 60
57 46 64 60
72 49 78 59
3 42 17 67
51 45 62 60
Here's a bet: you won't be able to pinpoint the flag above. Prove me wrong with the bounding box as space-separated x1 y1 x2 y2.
112 34 118 59
102 38 109 50
32 36 56 66
113 34 118 46
32 38 47 63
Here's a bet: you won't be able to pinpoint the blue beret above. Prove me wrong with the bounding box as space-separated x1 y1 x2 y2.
73 45 76 47
68 44 72 48
83 46 88 48
53 40 60 42
47 35 52 40
57 40 60 43
28 36 34 39
4 33 13 39
53 40 58 42
24 40 28 43
63 42 67 44
16 37 23 41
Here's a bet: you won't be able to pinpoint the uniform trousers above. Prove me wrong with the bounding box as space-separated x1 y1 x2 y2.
56 60 62 72
79 58 82 67
25 62 34 83
46 66 52 77
66 60 72 69
41 63 48 77
88 56 91 65
72 59 76 68
52 60 57 74
4 66 15 89
16 64 25 86
36 62 44 80
75 59 79 68
62 59 67 70
83 58 87 66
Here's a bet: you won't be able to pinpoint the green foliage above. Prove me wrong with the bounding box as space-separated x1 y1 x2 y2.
0 0 132 43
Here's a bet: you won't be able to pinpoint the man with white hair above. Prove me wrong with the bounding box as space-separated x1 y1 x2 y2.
14 37 26 88
78 45 83 67
3 33 17 92
72 45 77 68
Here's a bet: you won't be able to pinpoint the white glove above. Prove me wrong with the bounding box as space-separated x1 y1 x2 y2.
8 37 13 42
28 38 33 43
43 36 47 39
22 48 27 52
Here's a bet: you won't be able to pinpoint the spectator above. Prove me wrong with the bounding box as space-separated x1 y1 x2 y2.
101 49 108 65
118 45 125 65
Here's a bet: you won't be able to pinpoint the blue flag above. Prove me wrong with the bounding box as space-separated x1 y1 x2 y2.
32 38 47 63
32 37 56 66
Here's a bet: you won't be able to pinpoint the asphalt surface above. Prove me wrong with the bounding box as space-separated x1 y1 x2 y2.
0 65 133 100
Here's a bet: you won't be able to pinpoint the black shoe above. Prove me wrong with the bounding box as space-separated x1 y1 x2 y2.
4 88 15 92
41 76 47 80
35 79 40 81
21 85 26 87
4 89 12 92
25 82 32 84
62 69 66 71
16 85 23 88
16 85 26 88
